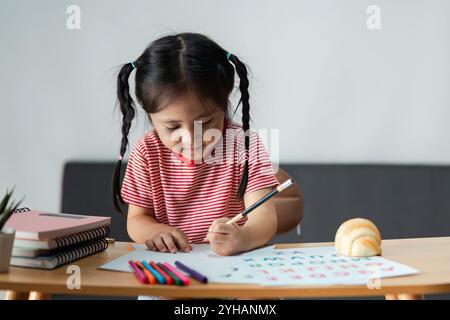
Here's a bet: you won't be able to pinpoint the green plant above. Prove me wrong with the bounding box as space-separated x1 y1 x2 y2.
0 187 23 230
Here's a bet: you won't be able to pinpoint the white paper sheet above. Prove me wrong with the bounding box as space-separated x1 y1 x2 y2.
234 246 420 286
99 244 419 286
100 243 276 284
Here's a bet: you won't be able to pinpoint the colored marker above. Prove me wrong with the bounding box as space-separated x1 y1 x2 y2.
157 262 182 286
141 260 165 284
135 261 157 285
175 261 208 283
128 260 148 284
163 262 190 286
150 261 174 285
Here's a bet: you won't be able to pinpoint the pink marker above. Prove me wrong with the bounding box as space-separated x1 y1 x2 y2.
129 260 148 284
163 262 190 286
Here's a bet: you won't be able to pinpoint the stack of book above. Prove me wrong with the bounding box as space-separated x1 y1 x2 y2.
4 208 111 269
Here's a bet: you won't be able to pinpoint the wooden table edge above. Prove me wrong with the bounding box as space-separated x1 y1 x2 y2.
1 282 448 299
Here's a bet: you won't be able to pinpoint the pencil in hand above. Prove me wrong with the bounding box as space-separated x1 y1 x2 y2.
203 179 294 242
226 179 294 225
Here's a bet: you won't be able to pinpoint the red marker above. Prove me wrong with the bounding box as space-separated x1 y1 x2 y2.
163 262 190 286
149 261 173 285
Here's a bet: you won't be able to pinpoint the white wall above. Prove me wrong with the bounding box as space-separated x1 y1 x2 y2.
1 0 450 212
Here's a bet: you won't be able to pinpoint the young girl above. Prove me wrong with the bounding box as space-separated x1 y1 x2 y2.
112 33 280 292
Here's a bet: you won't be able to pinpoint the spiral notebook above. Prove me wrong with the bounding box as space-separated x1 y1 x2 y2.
12 226 111 257
10 238 109 269
5 208 111 240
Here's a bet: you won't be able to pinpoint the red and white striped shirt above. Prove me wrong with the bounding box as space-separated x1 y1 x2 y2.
121 118 279 243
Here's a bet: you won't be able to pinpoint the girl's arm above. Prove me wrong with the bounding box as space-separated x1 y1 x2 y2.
127 204 163 243
127 204 191 252
239 187 278 252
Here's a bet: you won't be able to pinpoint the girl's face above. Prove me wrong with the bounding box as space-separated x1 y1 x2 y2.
149 90 225 161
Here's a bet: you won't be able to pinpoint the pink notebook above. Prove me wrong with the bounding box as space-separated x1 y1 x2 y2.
5 210 111 240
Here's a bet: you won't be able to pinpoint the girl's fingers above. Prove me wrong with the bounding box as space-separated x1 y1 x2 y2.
153 236 169 252
161 233 178 253
172 231 192 252
145 239 157 251
180 231 193 249
173 229 192 247
145 239 156 251
210 243 233 256
209 218 230 230
210 222 234 234
207 221 237 243
209 232 228 243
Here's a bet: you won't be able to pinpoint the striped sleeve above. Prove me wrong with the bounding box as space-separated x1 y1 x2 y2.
120 141 154 209
244 131 279 196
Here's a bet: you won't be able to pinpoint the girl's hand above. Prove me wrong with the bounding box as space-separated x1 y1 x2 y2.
145 226 192 253
205 217 245 256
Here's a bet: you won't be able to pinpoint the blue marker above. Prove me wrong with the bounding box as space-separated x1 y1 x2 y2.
141 260 165 284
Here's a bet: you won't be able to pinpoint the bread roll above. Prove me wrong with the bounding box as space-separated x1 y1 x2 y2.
335 218 382 257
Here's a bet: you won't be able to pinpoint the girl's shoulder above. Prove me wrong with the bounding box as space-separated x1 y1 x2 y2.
132 129 162 158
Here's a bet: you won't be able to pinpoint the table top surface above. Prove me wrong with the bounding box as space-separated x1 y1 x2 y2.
1 236 450 298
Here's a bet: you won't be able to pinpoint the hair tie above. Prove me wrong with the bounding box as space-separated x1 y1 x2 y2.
131 61 136 69
118 155 123 161
226 52 232 61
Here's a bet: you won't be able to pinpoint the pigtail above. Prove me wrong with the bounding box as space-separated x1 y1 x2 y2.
228 53 250 199
112 62 137 214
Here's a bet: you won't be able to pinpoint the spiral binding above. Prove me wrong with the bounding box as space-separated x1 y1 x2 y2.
53 239 108 268
12 207 30 213
54 226 110 248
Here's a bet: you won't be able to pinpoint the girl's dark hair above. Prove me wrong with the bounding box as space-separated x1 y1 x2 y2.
112 32 251 213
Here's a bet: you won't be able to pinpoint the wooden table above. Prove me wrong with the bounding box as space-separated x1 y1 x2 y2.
2 237 450 300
